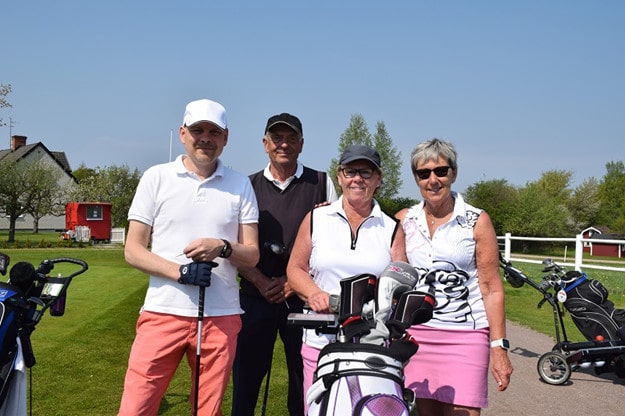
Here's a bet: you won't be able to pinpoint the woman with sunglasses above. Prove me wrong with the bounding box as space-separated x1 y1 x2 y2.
395 138 513 416
287 144 406 413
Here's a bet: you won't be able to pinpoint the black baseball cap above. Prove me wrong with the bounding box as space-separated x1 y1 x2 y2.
339 144 382 169
265 113 303 137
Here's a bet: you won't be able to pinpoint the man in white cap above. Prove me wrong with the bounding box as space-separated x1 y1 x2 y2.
118 99 260 416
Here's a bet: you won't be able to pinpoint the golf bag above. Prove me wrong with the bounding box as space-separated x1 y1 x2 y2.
0 283 29 407
308 343 413 416
305 262 435 416
559 271 625 342
0 252 88 415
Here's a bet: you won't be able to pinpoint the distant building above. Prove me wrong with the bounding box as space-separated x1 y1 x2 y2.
0 135 75 231
581 226 624 258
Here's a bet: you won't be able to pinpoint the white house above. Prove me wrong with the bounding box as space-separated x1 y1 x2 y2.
0 135 75 231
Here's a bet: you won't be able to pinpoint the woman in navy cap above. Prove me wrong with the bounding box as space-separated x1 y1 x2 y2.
287 144 407 413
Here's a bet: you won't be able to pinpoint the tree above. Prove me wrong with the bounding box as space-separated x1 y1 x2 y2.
71 163 97 183
22 158 72 233
329 114 404 202
568 178 600 231
535 169 573 202
372 121 402 199
508 180 571 238
377 196 419 216
69 164 141 229
597 161 625 235
328 114 372 191
0 155 71 240
0 83 12 127
464 179 519 236
0 158 28 242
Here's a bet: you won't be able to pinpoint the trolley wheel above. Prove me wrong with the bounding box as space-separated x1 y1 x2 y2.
537 351 571 385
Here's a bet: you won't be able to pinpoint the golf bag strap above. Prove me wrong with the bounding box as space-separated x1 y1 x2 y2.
17 327 36 368
564 273 587 293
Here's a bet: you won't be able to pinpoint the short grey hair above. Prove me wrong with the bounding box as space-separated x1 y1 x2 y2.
410 138 458 175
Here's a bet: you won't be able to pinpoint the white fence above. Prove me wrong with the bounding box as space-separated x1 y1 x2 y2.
111 228 126 244
499 233 625 274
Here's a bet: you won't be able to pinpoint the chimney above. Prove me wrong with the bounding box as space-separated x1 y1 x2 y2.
11 135 27 150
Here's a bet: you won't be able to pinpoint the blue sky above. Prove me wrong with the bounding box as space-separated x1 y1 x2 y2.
1 1 623 198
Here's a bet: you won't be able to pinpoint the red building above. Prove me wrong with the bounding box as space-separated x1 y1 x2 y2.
64 202 112 243
581 227 624 258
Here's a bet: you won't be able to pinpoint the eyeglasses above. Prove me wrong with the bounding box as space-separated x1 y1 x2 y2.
340 167 375 179
415 166 451 180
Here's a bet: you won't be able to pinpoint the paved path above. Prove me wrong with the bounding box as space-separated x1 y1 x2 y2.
484 320 624 415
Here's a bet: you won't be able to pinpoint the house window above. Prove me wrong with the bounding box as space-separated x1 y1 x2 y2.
86 205 103 220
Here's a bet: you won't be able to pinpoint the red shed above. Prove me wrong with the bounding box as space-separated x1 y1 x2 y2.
65 202 112 243
581 226 624 258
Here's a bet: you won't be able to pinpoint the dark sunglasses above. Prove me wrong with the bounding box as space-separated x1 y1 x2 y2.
415 166 451 180
340 167 374 179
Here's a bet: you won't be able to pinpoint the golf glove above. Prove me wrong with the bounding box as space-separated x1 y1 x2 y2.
178 261 218 287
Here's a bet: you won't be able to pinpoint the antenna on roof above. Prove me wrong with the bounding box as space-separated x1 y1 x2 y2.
8 117 16 148
169 129 173 162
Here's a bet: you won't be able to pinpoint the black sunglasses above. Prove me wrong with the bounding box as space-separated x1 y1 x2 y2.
415 166 451 180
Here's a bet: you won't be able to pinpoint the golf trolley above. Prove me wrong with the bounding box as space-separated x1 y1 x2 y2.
0 251 88 415
288 261 435 416
499 254 625 385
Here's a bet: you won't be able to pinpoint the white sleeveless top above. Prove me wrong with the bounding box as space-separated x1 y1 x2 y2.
304 196 400 348
403 192 489 330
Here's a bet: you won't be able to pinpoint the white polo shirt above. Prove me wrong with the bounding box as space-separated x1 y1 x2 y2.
128 155 258 317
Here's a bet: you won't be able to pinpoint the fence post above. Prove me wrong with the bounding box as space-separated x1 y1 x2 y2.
575 233 583 271
504 233 511 260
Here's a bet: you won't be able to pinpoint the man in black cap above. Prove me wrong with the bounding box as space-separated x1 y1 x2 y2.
231 113 337 416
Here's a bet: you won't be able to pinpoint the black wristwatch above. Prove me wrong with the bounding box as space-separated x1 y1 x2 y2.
219 239 232 259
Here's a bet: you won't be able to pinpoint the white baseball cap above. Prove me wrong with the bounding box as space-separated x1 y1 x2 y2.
183 99 227 130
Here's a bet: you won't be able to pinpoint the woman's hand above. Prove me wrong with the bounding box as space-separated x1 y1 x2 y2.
307 290 331 313
491 348 513 391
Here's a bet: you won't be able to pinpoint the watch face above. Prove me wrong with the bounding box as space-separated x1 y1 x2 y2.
502 339 510 349
220 240 232 258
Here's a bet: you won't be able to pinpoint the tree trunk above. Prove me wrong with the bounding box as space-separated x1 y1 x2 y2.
8 217 17 243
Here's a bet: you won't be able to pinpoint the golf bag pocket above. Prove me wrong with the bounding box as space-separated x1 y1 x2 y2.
307 342 412 416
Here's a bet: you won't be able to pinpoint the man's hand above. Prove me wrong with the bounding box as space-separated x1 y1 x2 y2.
178 261 218 287
259 276 294 304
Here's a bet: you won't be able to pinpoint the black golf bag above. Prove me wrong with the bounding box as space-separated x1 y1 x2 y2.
559 271 625 342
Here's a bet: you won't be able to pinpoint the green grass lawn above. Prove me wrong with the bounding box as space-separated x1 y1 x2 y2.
1 247 290 415
1 245 623 415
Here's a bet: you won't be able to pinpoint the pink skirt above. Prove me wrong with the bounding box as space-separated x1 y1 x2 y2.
403 325 490 408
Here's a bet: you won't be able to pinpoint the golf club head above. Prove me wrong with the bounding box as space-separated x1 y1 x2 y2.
338 273 377 321
0 252 9 276
389 290 435 327
263 241 288 260
9 261 37 295
377 261 419 313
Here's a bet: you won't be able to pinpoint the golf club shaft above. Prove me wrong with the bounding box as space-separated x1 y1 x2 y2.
193 286 206 416
261 361 271 416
